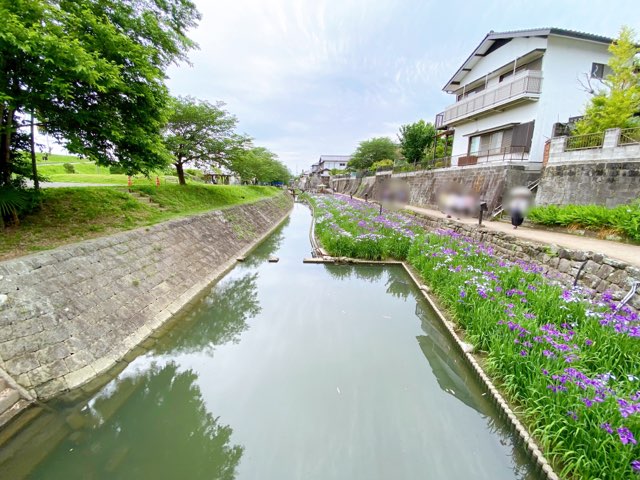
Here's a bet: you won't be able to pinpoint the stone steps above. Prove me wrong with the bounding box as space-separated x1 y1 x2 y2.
127 191 167 211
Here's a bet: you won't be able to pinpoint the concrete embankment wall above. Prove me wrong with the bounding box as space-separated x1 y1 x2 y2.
0 194 293 401
410 213 640 311
332 164 540 211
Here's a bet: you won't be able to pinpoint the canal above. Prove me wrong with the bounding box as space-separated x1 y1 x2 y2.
1 203 540 479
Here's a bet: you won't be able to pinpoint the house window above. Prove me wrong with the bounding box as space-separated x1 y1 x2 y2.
591 62 605 79
468 128 515 155
468 136 481 154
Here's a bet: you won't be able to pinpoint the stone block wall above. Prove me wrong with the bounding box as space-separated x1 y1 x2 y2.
536 160 640 207
409 213 640 311
331 165 540 212
0 194 292 400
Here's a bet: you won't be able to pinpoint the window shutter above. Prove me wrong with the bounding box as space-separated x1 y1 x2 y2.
511 121 535 152
502 129 513 151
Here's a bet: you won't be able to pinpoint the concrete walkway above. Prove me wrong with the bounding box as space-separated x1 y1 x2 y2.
403 204 640 268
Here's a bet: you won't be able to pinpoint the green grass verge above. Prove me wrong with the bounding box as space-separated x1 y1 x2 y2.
39 173 179 185
528 201 640 242
132 184 279 213
1 185 281 260
38 164 112 176
35 153 87 164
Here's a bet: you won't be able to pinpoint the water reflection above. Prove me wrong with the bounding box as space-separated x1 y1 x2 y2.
414 302 488 415
414 301 536 480
5 204 541 480
385 268 412 300
30 362 243 480
156 273 261 355
322 264 385 283
239 217 289 267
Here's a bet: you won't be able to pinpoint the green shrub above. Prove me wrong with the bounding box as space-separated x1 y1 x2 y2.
62 163 75 174
528 200 640 241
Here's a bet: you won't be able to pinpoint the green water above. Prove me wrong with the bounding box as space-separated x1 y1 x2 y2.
2 204 541 479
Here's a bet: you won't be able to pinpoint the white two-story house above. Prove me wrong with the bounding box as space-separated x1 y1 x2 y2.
435 28 613 167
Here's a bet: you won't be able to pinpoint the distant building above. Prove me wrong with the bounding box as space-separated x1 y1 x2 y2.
435 28 613 167
318 155 351 172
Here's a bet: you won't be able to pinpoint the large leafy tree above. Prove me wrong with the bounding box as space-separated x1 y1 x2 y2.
164 96 245 185
0 0 200 188
398 120 436 164
575 26 640 134
230 147 291 184
347 137 398 171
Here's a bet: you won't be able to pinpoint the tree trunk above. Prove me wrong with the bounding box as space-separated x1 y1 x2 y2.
30 111 39 191
0 106 13 187
175 161 186 185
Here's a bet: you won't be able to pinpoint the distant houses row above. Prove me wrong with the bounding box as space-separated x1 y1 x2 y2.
302 27 616 184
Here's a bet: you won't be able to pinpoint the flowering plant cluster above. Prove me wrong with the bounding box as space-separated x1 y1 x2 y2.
311 195 420 260
309 194 640 479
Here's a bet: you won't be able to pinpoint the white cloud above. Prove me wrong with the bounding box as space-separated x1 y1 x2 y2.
166 0 638 172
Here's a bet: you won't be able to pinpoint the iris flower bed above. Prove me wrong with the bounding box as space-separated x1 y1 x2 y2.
309 194 640 479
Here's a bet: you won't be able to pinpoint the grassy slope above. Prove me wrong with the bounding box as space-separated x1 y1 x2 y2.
37 162 178 185
1 185 281 260
35 153 87 164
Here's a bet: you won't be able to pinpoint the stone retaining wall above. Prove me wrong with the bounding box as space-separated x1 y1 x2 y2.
535 160 640 207
331 165 540 212
0 194 293 400
409 213 640 311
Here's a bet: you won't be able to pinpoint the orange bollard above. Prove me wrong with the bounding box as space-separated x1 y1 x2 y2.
156 176 160 187
127 175 132 192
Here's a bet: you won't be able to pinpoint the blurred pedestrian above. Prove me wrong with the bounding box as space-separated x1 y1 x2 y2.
507 186 532 229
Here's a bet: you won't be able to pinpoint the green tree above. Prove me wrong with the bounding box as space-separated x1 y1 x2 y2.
164 96 244 185
0 0 200 188
575 26 640 134
398 120 436 164
229 146 291 184
347 137 397 171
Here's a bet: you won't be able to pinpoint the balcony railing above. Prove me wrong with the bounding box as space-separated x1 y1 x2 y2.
443 70 543 125
392 146 531 174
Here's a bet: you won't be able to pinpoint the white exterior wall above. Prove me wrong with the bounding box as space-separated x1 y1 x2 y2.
453 37 548 93
533 36 611 153
447 34 611 165
450 102 538 163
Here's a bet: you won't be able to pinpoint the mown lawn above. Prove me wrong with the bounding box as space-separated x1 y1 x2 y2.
1 185 281 260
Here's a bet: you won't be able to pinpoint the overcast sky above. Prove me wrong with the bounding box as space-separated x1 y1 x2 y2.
47 1 639 171
164 0 639 173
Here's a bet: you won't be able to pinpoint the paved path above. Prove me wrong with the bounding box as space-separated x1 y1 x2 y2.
403 204 640 268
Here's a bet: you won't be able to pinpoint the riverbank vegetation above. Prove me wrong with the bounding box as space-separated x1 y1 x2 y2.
1 2 290 229
0 185 280 260
308 194 640 479
528 200 640 242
